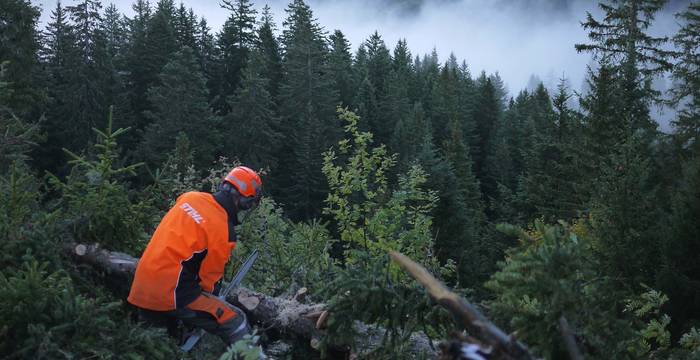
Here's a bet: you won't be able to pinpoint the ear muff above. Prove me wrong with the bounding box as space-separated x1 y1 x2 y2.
237 187 261 211
220 182 261 211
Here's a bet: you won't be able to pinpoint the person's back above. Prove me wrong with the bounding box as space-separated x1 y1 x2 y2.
128 166 262 346
128 191 235 310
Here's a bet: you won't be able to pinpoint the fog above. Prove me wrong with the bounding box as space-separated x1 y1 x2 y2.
34 0 692 130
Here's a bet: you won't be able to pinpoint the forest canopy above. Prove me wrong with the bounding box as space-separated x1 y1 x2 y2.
1 0 700 359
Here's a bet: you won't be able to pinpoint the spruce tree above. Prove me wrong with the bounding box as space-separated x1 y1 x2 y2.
670 2 700 153
195 18 216 76
0 0 43 116
328 30 355 107
472 74 501 192
140 47 220 168
384 39 413 139
276 0 338 220
576 0 672 141
255 5 283 101
576 0 668 285
430 63 460 149
173 3 197 50
124 0 153 134
224 51 281 170
519 82 586 222
210 0 257 115
390 101 430 173
65 0 112 143
364 32 394 145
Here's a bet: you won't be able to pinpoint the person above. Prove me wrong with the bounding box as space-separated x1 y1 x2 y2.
128 166 262 345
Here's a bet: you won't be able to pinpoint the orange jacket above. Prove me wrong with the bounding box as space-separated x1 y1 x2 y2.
128 191 236 311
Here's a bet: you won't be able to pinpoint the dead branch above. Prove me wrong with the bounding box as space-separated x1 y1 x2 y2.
389 251 535 360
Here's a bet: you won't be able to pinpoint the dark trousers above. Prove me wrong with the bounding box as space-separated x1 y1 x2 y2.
137 293 250 345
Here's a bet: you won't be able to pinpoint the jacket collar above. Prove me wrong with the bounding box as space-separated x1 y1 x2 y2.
213 190 239 242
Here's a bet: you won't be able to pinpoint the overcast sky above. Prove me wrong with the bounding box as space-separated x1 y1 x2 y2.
33 0 691 129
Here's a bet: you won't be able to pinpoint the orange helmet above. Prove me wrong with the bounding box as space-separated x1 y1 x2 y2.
223 166 262 210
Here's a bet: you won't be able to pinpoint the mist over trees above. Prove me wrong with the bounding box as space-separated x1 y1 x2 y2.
1 0 700 358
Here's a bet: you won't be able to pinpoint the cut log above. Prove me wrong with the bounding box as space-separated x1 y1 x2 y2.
69 243 439 358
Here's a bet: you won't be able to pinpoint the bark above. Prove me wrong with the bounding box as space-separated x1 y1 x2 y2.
389 251 536 360
69 243 439 358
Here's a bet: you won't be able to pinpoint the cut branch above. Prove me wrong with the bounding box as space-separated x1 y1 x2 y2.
389 251 535 360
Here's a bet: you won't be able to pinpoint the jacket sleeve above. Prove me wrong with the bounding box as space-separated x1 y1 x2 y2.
198 234 235 293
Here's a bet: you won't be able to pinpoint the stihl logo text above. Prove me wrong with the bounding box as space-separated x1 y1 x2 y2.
180 203 204 224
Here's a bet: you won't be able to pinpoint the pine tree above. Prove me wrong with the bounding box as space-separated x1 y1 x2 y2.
173 3 197 51
65 0 112 142
210 0 257 115
575 0 668 286
430 63 460 149
255 5 283 101
576 0 672 141
383 41 413 156
353 77 377 133
390 101 430 173
670 2 700 153
101 3 134 137
124 0 153 134
519 82 586 222
276 0 339 220
658 2 700 337
472 74 501 191
195 18 215 76
364 32 394 145
328 30 355 107
140 47 220 168
0 0 43 116
224 51 281 170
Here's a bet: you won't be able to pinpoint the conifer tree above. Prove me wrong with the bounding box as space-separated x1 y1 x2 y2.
65 0 112 141
0 0 43 116
519 82 586 221
255 5 283 101
276 0 338 220
670 2 700 153
430 64 460 149
173 3 197 50
659 2 700 336
353 77 377 133
576 0 672 141
360 32 393 144
328 30 355 107
101 3 134 135
124 0 153 133
576 0 668 285
383 39 413 142
224 51 281 170
390 102 430 173
210 0 257 115
140 47 220 168
472 74 501 191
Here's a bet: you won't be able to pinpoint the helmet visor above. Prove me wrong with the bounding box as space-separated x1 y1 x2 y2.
237 187 262 211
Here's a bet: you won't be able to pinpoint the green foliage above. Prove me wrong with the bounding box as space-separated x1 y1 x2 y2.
233 198 335 298
48 109 153 254
218 333 262 360
0 260 177 359
320 108 454 357
0 162 59 269
487 221 641 359
140 46 221 168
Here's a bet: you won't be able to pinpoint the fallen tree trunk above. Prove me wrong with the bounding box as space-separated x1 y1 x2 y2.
390 251 536 360
68 243 438 358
